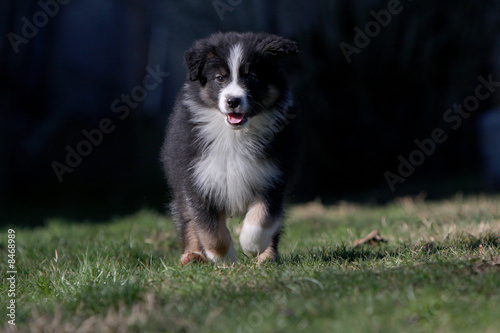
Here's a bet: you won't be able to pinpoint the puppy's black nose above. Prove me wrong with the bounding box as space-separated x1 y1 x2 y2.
227 97 241 109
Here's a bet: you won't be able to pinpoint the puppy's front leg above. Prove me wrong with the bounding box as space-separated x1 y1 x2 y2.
194 212 236 265
239 199 282 263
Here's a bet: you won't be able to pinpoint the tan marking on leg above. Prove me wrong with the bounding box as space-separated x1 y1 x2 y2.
196 214 235 264
240 199 281 257
257 246 278 264
183 221 203 253
181 251 209 265
244 200 268 227
180 221 208 265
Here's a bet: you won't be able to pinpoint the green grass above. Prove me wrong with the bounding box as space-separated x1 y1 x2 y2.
1 194 500 332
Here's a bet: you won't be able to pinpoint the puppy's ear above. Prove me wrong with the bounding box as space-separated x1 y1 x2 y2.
258 35 299 58
184 41 213 82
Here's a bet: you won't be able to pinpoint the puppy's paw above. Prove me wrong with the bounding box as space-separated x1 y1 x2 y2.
180 251 208 265
257 247 278 265
239 224 275 257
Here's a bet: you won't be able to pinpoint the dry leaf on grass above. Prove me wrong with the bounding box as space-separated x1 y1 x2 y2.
353 229 387 247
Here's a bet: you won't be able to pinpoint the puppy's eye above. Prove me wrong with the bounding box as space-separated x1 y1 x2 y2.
246 73 258 84
215 75 225 83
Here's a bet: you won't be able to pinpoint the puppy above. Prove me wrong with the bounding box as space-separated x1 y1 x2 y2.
161 32 299 265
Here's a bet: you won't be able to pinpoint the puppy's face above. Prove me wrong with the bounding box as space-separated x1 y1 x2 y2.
185 32 298 129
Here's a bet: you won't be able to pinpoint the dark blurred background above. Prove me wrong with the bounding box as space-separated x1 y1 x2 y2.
2 0 500 225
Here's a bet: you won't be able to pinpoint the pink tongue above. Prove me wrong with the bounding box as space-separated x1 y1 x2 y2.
227 113 245 124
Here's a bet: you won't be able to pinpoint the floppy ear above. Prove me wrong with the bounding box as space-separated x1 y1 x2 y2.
258 35 299 58
184 41 213 82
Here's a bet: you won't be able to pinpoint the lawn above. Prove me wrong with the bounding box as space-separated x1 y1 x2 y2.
1 194 500 332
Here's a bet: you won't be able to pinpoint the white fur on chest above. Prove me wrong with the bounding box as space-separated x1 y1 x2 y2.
187 102 284 214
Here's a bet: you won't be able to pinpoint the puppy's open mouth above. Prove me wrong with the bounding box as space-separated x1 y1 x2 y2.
225 113 248 128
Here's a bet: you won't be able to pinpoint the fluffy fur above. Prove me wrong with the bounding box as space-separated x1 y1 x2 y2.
161 32 299 265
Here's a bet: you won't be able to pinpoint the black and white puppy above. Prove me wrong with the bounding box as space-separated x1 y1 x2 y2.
161 32 299 265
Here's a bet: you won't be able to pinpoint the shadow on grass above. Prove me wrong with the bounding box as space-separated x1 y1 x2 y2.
279 244 394 266
280 233 500 266
454 232 500 248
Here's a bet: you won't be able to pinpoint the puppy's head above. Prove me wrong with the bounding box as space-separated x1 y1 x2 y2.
184 32 298 129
